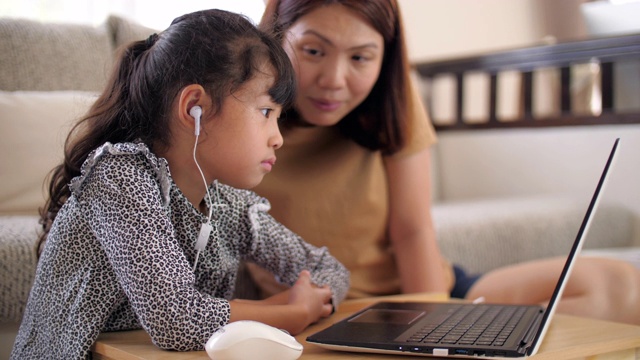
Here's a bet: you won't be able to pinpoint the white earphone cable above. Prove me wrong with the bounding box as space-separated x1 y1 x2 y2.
192 132 213 272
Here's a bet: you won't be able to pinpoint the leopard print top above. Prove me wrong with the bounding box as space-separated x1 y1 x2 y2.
11 142 349 360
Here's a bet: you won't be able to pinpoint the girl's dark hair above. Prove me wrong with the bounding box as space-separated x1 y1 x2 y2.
37 9 296 255
260 0 412 154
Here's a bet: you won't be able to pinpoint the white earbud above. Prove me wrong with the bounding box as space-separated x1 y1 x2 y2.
189 103 213 272
190 106 202 136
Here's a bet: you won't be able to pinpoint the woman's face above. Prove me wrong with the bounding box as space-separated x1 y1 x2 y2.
283 4 384 127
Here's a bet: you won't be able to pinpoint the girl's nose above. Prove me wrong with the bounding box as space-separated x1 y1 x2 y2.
270 125 283 150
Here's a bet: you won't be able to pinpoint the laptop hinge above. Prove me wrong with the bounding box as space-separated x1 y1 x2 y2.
520 314 543 354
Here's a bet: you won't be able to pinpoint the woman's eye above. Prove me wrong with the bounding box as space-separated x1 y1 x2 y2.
261 108 272 118
303 47 322 57
352 54 374 63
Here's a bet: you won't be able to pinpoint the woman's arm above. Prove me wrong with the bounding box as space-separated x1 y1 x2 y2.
384 147 449 295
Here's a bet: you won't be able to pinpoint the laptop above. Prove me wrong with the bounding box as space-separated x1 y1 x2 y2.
307 138 621 358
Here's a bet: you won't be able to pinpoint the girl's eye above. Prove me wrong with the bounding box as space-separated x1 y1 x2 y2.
261 108 273 118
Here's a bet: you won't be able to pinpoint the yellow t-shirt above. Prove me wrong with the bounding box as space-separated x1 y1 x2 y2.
249 83 451 299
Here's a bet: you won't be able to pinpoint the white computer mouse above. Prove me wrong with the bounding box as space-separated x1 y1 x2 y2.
205 320 303 360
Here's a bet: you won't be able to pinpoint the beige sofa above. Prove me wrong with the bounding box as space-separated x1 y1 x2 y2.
1 15 638 360
0 15 156 358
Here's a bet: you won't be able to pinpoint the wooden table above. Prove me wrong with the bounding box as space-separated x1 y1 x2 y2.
92 293 640 359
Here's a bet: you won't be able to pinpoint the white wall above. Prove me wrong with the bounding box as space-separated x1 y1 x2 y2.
399 0 588 62
399 0 542 62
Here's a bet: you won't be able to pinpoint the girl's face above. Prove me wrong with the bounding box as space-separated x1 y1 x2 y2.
200 68 283 189
283 4 384 127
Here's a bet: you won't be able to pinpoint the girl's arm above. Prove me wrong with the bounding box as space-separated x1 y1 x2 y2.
384 147 449 295
229 270 333 335
241 193 350 307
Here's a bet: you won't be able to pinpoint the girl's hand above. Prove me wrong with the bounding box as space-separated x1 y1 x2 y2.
288 270 334 330
229 270 335 335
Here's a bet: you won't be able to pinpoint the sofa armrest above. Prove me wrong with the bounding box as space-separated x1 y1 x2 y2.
0 216 39 323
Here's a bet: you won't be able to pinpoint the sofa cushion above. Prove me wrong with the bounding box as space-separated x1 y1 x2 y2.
0 18 113 91
107 14 159 52
433 196 636 274
0 91 98 215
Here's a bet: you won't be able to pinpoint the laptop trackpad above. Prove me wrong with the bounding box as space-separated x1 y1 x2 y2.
348 309 425 325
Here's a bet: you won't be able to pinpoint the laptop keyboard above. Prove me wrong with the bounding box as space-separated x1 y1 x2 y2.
406 305 526 347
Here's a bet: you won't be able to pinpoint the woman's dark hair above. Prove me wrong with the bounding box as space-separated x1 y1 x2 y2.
260 0 412 154
37 9 296 255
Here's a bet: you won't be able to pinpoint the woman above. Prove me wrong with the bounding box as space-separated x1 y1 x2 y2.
244 0 640 325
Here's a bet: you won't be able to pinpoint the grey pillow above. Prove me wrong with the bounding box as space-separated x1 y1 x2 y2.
0 18 113 92
106 14 159 52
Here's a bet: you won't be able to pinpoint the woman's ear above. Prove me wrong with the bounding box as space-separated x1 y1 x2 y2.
178 84 208 136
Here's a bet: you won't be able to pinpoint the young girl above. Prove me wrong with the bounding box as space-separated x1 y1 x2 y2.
11 9 349 359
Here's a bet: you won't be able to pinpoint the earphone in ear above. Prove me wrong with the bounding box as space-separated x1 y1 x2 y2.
189 103 213 272
189 106 203 136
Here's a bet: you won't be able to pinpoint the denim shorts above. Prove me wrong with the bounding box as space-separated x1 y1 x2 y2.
450 265 481 299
